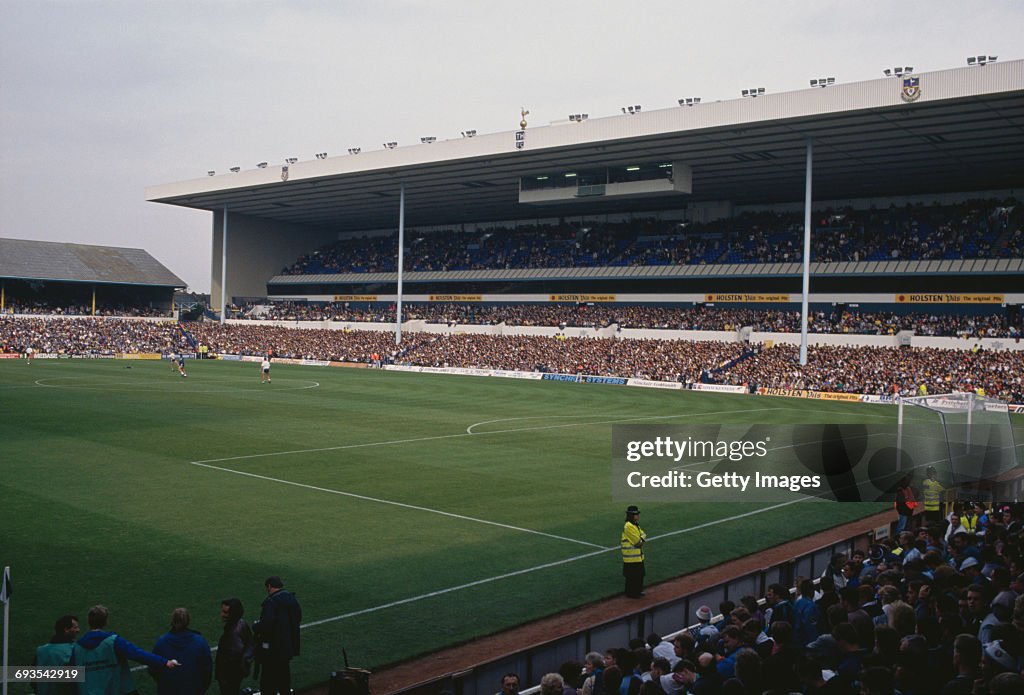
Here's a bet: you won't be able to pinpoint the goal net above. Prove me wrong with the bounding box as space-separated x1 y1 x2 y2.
897 392 1019 488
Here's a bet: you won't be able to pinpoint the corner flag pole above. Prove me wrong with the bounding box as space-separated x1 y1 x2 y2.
2 566 11 695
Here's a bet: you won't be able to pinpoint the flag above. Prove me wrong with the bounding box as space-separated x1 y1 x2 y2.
0 567 10 603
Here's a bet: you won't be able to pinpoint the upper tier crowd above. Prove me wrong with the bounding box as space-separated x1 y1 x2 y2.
279 198 1023 275
2 317 1022 403
244 302 1023 339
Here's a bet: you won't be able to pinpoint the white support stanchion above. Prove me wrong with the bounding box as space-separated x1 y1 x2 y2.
220 206 228 325
799 137 813 366
897 399 904 472
396 184 405 346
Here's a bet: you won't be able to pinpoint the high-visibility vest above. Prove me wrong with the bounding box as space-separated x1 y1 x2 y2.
962 513 979 533
73 635 137 695
922 479 943 512
621 521 646 563
35 642 74 695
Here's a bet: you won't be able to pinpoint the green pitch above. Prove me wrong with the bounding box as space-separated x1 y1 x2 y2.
2 358 911 690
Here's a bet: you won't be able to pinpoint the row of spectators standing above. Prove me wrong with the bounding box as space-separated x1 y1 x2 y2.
34 576 301 695
511 502 1024 695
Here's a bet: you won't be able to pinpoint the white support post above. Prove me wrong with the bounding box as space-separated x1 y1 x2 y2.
220 206 228 325
396 184 405 345
897 399 904 471
800 136 813 366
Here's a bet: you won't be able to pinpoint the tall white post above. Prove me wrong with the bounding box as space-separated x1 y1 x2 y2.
897 400 904 471
396 184 405 345
800 137 813 366
220 206 228 325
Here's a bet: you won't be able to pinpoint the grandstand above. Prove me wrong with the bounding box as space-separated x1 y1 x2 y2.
2 58 1022 695
0 238 185 316
146 59 1023 311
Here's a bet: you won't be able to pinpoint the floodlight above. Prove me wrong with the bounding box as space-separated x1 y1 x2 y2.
968 55 998 66
229 167 240 173
420 137 436 144
315 152 327 159
285 157 298 164
461 130 477 137
347 148 361 155
257 162 268 168
207 171 215 176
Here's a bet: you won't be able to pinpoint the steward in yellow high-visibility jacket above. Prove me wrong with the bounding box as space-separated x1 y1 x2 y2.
621 505 647 598
922 466 944 526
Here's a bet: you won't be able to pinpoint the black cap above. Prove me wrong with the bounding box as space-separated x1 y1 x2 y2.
626 505 640 515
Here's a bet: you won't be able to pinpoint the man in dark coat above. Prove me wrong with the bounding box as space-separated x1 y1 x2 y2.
254 576 302 695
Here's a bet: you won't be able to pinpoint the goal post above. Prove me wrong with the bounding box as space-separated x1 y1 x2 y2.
897 392 1019 489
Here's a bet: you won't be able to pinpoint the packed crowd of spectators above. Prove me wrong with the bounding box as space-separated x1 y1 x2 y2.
1 301 170 317
526 501 1024 695
713 343 1024 404
0 317 181 355
240 301 1023 339
278 199 1022 276
3 316 1023 402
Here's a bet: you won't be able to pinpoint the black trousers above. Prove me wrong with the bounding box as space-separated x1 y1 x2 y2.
260 657 292 695
623 562 645 597
218 677 243 695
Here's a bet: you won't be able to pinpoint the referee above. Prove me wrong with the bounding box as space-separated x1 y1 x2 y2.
621 505 647 598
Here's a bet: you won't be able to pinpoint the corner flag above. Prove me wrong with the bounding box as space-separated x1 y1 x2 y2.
2 565 9 695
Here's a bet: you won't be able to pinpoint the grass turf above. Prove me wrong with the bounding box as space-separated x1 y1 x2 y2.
1 357 935 690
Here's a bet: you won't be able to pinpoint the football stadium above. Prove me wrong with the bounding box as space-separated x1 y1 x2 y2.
3 56 1024 695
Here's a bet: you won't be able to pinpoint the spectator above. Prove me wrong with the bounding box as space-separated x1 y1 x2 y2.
150 608 213 695
215 598 253 695
254 576 301 695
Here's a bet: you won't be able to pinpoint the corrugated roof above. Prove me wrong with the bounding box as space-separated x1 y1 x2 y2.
0 238 185 287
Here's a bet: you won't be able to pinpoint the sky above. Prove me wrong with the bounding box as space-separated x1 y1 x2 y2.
1 1 1021 293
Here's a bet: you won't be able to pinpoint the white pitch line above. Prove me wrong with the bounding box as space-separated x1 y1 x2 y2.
128 497 811 674
465 406 791 435
189 460 605 549
193 405 792 465
299 497 809 631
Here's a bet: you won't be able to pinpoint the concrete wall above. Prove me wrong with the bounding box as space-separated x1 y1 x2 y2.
211 211 336 311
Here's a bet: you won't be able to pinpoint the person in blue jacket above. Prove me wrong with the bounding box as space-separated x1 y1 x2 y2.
150 608 212 695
